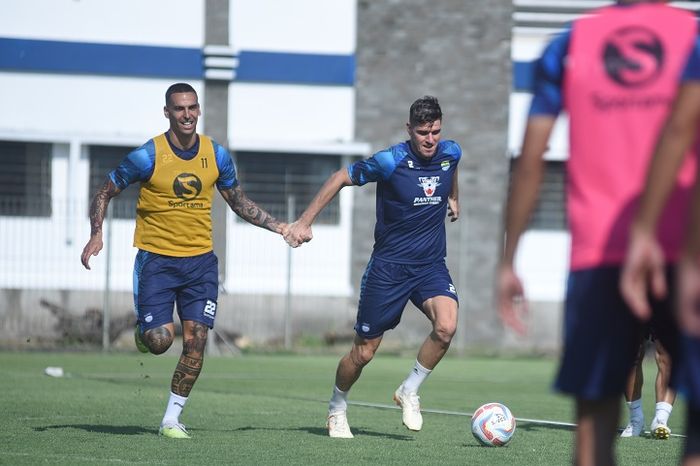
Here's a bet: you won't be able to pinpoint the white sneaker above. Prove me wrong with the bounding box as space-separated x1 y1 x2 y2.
650 417 671 440
393 384 423 431
620 417 644 438
327 410 353 438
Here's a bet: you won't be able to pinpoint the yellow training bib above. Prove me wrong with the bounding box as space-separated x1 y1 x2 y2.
134 133 219 256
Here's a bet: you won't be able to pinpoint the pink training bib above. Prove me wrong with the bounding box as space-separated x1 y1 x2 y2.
564 3 697 270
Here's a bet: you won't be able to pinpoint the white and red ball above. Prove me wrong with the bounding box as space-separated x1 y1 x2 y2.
471 402 516 446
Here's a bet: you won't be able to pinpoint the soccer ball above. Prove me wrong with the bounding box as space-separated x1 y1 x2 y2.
471 402 516 446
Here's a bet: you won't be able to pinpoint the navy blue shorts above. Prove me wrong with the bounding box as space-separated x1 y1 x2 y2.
354 257 458 339
133 250 219 331
554 266 678 400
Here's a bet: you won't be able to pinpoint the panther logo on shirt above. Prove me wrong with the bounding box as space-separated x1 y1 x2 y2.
413 176 443 206
172 173 203 200
418 176 441 197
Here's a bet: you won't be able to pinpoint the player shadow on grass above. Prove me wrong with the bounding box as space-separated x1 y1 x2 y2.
515 422 576 433
460 422 576 449
229 425 414 440
34 424 153 435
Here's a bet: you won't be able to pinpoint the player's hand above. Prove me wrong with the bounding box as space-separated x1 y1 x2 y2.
496 263 528 335
620 228 667 321
80 235 103 270
278 222 290 237
284 220 313 248
678 255 700 337
447 197 459 222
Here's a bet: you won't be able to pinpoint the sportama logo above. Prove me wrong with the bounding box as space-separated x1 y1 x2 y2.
172 173 203 200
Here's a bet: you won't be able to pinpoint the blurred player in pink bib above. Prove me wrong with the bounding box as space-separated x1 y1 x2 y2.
498 1 700 464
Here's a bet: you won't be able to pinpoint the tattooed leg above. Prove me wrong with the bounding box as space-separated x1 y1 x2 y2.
171 321 208 397
144 323 175 355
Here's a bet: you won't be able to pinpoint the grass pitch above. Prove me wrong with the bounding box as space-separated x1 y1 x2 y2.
0 351 685 465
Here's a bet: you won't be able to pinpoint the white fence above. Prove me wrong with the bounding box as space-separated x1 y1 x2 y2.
0 196 356 350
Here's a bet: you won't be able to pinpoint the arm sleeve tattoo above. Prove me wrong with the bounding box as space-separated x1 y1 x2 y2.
219 185 282 233
89 178 122 236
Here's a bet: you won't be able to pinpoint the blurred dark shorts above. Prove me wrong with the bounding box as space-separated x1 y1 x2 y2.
554 265 678 400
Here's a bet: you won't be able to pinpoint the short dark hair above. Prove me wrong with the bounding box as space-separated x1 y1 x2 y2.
409 96 442 126
165 83 198 106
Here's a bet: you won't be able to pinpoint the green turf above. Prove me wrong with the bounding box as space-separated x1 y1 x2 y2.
0 351 685 465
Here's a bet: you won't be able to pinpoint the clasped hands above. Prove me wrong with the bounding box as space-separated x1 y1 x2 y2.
282 221 313 248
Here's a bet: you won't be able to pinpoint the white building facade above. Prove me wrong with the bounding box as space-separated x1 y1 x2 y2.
0 0 367 302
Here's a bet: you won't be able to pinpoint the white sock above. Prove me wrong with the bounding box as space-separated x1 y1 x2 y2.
655 401 673 424
401 360 432 394
628 399 643 421
328 386 348 413
162 391 188 425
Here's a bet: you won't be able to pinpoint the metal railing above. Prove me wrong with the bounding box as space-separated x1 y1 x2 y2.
0 196 354 351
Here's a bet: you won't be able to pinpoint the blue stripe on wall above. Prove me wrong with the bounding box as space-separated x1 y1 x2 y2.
235 51 355 86
1 36 528 90
0 38 202 79
513 60 536 93
0 37 530 90
0 38 357 86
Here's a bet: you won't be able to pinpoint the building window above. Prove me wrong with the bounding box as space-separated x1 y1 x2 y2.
0 140 52 217
234 152 343 224
510 158 567 230
89 145 140 219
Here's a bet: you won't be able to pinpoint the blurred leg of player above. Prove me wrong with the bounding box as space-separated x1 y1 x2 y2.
621 340 645 437
650 339 675 439
394 295 457 431
556 267 645 465
577 398 620 466
685 406 700 466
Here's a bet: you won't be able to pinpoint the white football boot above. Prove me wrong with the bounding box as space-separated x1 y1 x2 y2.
327 410 354 438
620 416 644 438
393 384 423 431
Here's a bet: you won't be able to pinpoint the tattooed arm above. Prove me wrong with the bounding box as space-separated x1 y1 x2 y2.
219 185 287 235
80 178 122 269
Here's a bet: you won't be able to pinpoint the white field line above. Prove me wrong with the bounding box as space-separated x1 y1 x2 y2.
39 371 688 439
347 400 687 439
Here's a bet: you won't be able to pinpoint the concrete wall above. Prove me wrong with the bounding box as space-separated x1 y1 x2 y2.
0 288 356 350
354 0 517 352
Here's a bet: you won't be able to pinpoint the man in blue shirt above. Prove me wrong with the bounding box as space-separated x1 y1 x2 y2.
285 96 461 438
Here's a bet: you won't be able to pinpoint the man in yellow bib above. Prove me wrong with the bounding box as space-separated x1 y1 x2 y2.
80 83 288 439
